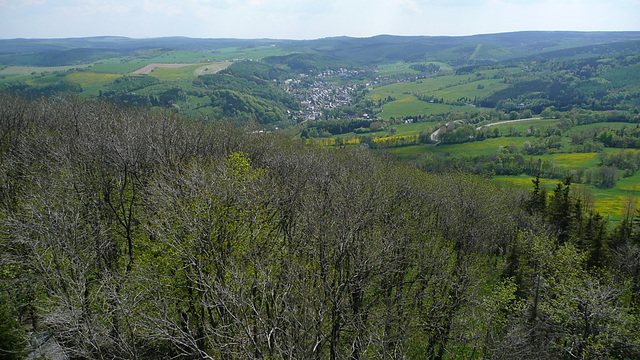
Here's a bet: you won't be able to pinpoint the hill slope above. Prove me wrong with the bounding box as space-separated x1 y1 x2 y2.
2 31 640 67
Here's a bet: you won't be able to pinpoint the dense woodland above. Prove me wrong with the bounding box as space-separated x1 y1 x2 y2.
1 94 640 359
2 32 640 359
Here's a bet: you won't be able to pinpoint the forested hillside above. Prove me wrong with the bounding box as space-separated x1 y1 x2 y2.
1 95 640 359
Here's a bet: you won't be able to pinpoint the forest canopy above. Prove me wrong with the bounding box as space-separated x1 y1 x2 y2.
1 94 640 359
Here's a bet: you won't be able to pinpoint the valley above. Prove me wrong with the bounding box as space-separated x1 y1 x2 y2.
2 33 640 219
2 31 640 359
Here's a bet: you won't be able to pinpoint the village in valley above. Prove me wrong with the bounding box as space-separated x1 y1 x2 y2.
283 68 368 121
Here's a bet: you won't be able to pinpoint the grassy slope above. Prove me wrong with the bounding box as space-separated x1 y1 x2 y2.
493 173 639 221
334 121 441 138
379 98 479 119
66 72 122 95
3 35 639 221
369 67 521 119
388 135 639 220
483 118 561 133
0 60 234 97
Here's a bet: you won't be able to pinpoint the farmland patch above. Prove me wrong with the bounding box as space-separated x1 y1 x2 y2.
130 63 201 75
0 65 90 75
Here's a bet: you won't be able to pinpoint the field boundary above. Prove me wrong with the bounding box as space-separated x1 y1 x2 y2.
475 117 553 130
130 63 201 75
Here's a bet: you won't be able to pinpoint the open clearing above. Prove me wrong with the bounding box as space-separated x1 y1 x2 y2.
130 63 202 75
193 62 232 76
130 62 232 77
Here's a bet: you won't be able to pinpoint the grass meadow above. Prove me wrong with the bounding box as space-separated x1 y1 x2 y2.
375 62 453 77
566 122 640 134
386 134 639 220
89 63 146 74
391 121 441 136
147 64 205 81
538 152 601 168
15 71 123 96
141 47 291 63
379 98 479 119
370 67 519 102
493 174 639 221
333 121 440 139
483 118 561 133
66 72 122 95
426 79 508 101
368 68 522 119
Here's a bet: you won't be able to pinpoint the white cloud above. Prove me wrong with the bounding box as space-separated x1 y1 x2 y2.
1 0 639 39
0 0 47 8
142 0 182 15
396 0 423 13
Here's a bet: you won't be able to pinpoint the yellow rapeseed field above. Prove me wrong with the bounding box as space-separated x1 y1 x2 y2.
66 72 121 87
547 152 599 168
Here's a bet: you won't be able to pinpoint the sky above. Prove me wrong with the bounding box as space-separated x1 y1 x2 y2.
1 0 639 40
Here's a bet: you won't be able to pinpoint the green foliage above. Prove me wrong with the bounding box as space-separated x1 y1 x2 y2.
191 61 297 121
103 75 160 94
409 63 441 73
0 301 25 360
301 118 373 137
263 52 354 72
209 89 286 123
3 30 640 358
0 81 82 99
88 63 145 74
478 55 640 113
0 95 581 359
220 60 289 81
197 72 296 108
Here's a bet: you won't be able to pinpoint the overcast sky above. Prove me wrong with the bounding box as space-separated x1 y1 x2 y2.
1 0 639 40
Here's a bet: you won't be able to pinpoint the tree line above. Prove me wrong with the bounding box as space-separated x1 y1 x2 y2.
1 94 639 359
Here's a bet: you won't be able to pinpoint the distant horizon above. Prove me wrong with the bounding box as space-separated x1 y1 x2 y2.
1 0 639 41
4 29 640 42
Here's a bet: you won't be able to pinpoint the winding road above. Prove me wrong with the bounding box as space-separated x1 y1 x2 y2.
474 117 546 131
430 117 553 143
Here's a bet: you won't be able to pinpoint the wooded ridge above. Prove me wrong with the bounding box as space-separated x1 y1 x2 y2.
1 95 639 359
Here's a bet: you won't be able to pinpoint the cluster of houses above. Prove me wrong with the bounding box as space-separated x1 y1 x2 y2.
285 78 362 121
312 68 368 79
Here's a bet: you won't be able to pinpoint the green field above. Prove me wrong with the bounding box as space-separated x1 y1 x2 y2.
390 121 441 136
147 64 206 81
375 61 453 76
479 118 562 135
25 74 61 86
375 62 421 76
0 64 91 75
385 131 640 220
66 72 122 95
370 75 465 100
9 71 124 96
427 78 509 100
335 121 441 138
368 67 522 119
139 47 292 62
537 152 601 168
378 97 479 119
566 122 640 134
143 50 215 63
370 67 519 102
88 63 147 74
389 137 531 158
493 173 639 221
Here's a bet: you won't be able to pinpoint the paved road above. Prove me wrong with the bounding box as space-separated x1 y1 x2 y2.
429 117 553 143
474 117 546 131
430 120 464 143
